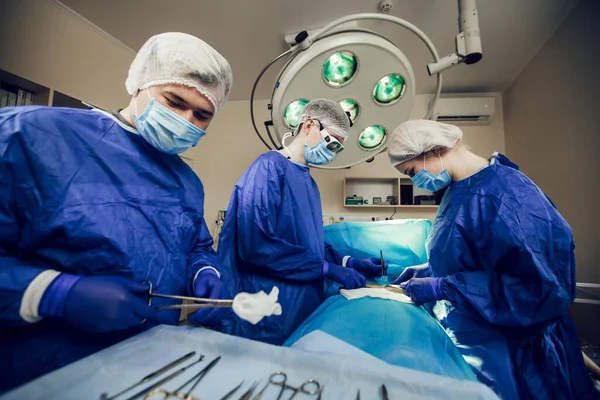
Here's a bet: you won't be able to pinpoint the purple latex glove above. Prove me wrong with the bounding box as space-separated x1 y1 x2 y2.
392 263 431 285
39 274 157 332
346 257 388 278
188 269 230 327
325 262 366 289
400 277 445 305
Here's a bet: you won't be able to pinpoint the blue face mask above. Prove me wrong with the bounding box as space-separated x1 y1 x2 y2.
411 155 452 192
304 140 336 165
133 94 206 155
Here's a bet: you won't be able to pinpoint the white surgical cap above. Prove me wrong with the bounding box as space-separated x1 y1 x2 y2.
388 120 463 166
125 32 233 114
297 99 351 140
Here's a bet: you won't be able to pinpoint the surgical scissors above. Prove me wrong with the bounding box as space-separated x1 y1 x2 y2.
270 372 320 400
143 356 221 400
146 281 233 310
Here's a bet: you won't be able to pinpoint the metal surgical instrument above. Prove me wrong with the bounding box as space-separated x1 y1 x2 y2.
142 356 221 400
380 250 388 282
124 356 204 400
146 281 233 310
251 381 269 400
238 381 260 400
381 384 389 400
218 380 244 400
101 351 197 400
270 372 320 400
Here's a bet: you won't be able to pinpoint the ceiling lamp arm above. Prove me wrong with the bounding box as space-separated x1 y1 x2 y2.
427 0 482 74
250 48 298 150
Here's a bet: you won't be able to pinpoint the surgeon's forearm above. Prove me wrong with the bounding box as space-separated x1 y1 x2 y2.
324 242 345 265
0 257 59 326
239 238 323 281
248 257 324 281
188 251 221 294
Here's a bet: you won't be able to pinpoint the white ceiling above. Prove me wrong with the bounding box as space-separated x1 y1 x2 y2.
59 0 579 101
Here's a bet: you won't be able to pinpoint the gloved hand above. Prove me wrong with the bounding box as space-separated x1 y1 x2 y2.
39 274 157 333
188 269 230 327
346 257 388 278
325 262 366 289
400 277 445 305
392 263 431 285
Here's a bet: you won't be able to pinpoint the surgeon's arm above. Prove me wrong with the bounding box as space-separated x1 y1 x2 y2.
187 218 221 294
438 198 574 329
0 129 60 326
0 254 60 326
324 241 346 265
236 161 324 281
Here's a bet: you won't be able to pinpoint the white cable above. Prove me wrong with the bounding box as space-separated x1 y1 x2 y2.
311 13 442 120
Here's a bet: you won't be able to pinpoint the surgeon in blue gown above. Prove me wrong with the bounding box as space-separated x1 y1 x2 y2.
0 33 233 391
217 99 386 345
387 120 596 399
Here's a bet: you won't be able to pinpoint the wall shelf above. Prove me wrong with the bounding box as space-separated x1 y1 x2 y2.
0 68 86 109
343 204 439 209
343 177 439 208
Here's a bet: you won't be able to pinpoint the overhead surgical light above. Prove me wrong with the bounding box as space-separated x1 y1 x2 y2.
250 0 482 169
372 73 406 105
339 98 360 124
322 51 358 87
358 125 387 151
283 98 310 129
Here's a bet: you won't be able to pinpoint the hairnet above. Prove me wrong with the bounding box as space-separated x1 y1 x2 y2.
297 99 351 139
388 120 463 166
125 32 233 114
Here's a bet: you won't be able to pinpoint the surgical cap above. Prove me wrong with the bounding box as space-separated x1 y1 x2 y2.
297 99 351 140
387 119 463 166
125 32 233 114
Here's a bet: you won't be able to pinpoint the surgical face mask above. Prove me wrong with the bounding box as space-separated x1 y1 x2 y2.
411 154 452 192
304 130 337 165
133 89 206 154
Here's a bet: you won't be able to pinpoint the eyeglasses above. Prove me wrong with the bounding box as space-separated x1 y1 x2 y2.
313 119 344 154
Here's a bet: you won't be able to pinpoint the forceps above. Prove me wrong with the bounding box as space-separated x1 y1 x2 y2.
270 372 320 400
143 356 221 400
146 281 233 310
124 356 205 400
100 351 196 399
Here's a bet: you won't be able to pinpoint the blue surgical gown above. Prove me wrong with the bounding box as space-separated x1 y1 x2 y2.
427 154 595 399
0 107 219 391
217 151 343 344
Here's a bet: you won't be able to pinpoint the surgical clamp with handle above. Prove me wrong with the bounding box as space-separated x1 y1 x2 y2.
146 281 233 310
270 372 320 400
